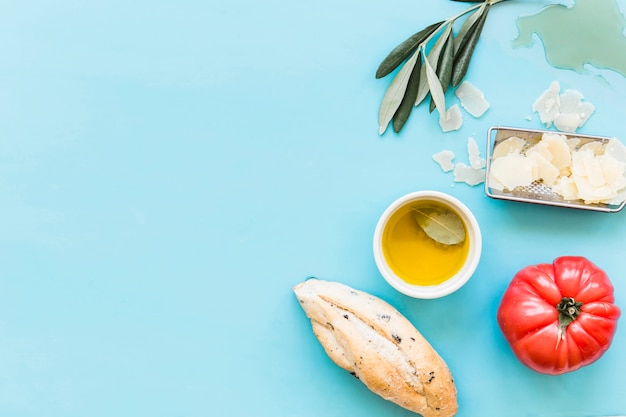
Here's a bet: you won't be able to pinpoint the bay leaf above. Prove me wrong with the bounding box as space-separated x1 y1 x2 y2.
376 21 444 79
412 206 466 245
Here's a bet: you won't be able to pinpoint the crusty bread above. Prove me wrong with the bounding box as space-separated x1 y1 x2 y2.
294 279 457 417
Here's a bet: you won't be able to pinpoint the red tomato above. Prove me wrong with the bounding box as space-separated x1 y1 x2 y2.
497 256 620 375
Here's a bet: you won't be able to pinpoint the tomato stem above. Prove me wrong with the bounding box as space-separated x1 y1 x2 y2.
555 297 583 348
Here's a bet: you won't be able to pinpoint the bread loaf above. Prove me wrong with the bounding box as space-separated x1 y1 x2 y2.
294 279 458 417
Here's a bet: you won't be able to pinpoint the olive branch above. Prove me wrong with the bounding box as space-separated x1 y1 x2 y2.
376 0 510 134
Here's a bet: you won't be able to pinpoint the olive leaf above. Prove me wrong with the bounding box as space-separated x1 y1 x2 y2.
378 49 420 135
439 30 456 88
376 21 444 79
424 56 446 121
392 51 423 133
429 29 455 113
453 3 485 54
415 23 452 107
375 0 507 134
452 2 491 86
413 207 466 246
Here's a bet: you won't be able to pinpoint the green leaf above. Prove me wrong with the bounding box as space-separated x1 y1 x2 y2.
424 56 446 121
412 206 466 245
439 31 456 88
378 50 420 135
392 51 422 133
429 30 455 113
415 24 452 107
453 3 485 54
452 3 491 86
376 21 444 79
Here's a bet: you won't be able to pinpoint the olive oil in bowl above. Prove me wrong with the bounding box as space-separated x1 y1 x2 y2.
373 191 482 299
381 201 470 286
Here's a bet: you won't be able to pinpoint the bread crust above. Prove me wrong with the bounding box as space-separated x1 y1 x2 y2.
294 279 458 417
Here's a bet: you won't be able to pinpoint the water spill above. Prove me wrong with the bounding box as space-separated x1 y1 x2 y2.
512 0 626 77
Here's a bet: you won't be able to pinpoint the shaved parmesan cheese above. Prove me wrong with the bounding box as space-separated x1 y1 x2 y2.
455 81 490 118
557 89 595 131
489 154 536 190
488 174 506 192
598 154 626 190
532 81 595 132
579 141 604 155
532 81 560 127
553 113 582 133
439 104 463 132
566 138 581 151
434 137 486 186
454 163 485 186
551 176 578 200
604 187 626 205
527 133 571 170
467 137 486 169
573 174 615 204
491 136 525 158
432 150 455 172
605 138 626 162
578 150 605 187
489 132 626 205
528 151 560 186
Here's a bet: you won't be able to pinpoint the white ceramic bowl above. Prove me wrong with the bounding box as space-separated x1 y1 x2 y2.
373 191 482 299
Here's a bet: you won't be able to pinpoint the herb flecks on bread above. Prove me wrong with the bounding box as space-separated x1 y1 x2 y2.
294 279 458 417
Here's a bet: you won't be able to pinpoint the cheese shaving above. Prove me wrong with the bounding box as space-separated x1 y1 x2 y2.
432 150 455 172
455 81 490 118
489 133 626 204
433 137 486 186
439 104 463 133
532 81 595 133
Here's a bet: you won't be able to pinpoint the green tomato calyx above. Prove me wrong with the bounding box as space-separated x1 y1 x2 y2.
555 297 583 349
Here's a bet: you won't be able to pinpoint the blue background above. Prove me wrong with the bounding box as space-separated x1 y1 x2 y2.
1 0 625 416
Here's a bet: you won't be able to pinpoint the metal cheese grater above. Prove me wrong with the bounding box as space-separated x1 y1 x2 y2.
484 126 626 213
